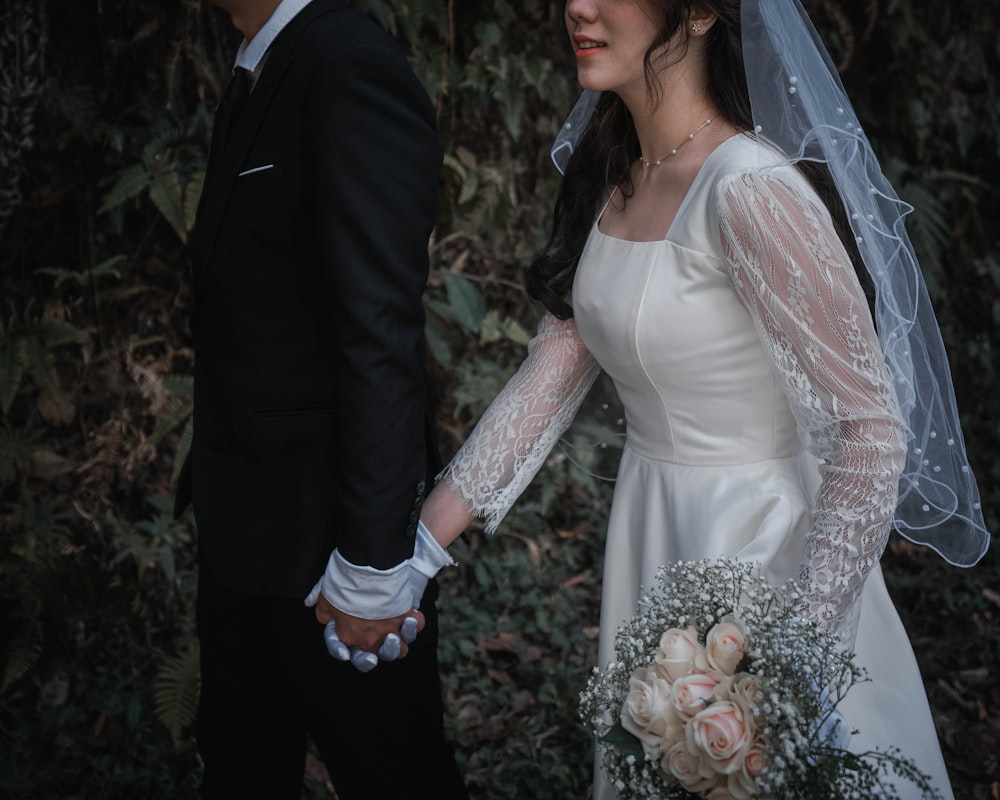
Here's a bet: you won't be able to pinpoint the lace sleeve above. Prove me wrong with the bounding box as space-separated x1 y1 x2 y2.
717 167 907 646
438 312 602 535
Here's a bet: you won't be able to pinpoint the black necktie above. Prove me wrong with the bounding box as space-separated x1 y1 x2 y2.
221 67 250 146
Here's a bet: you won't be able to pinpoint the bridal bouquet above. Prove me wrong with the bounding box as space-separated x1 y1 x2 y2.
578 558 941 799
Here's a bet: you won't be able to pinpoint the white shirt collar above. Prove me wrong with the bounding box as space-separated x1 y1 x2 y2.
233 0 314 75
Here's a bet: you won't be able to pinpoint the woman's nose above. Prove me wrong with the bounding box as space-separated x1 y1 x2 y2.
565 0 598 25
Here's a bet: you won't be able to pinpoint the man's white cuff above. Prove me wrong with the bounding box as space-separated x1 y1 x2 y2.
319 549 412 619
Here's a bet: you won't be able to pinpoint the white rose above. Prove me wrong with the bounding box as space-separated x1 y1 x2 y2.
687 699 753 776
727 735 767 799
661 740 719 795
728 673 764 732
705 616 749 676
620 666 682 758
654 627 701 682
672 671 723 719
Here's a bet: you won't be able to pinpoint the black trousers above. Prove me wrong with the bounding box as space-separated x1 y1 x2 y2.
195 553 469 799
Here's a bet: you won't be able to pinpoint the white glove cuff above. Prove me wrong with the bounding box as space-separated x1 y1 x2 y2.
412 520 456 578
319 549 412 619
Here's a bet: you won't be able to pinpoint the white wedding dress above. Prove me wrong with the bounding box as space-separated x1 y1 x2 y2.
440 133 953 799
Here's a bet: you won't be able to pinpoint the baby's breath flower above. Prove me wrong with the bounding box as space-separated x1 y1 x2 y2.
578 557 942 800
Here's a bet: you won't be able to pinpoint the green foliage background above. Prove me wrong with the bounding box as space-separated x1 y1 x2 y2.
0 1 997 798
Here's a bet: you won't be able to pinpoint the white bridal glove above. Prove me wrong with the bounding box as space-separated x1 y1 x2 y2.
304 521 456 671
406 520 457 610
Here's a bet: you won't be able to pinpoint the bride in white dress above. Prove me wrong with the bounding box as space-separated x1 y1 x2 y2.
413 0 990 797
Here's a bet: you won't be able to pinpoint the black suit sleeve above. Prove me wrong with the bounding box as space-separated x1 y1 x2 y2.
305 38 443 570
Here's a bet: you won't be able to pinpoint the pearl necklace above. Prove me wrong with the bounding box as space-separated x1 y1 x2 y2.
639 117 715 167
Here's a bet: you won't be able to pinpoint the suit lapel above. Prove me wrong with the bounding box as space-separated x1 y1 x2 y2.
191 0 347 316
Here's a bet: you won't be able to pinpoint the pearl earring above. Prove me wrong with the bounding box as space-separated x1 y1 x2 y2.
691 22 703 33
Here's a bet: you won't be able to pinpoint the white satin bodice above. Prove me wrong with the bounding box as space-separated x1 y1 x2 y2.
574 228 801 466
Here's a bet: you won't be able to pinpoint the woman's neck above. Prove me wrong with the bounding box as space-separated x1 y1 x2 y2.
620 44 717 166
630 88 717 165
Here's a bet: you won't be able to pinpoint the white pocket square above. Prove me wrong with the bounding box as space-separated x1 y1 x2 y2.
238 164 275 177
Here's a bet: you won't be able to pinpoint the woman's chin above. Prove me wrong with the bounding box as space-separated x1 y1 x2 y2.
575 72 609 93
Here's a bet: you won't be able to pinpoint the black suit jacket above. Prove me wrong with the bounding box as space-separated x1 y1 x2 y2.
177 0 444 597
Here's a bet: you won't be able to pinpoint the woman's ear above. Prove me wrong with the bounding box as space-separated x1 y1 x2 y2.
688 10 719 36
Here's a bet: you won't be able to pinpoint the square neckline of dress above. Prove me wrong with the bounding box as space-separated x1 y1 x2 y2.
594 132 748 245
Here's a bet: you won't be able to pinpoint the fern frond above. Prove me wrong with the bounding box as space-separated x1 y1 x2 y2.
98 162 152 214
1 628 43 693
148 163 188 243
154 641 201 746
183 170 204 237
20 485 75 544
0 422 39 482
141 124 188 164
0 336 26 414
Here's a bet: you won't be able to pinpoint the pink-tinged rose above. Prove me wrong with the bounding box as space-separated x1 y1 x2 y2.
620 666 683 757
705 616 749 676
712 673 733 703
672 671 723 719
728 674 764 733
744 735 767 778
727 735 767 799
654 627 701 682
661 740 719 795
687 699 753 775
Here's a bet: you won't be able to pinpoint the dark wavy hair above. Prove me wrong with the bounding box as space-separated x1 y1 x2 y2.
526 0 871 320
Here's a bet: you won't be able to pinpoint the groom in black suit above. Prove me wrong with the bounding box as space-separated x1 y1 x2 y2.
174 0 468 797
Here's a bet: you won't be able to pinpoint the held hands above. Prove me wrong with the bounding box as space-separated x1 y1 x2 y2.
304 521 456 672
312 593 423 672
